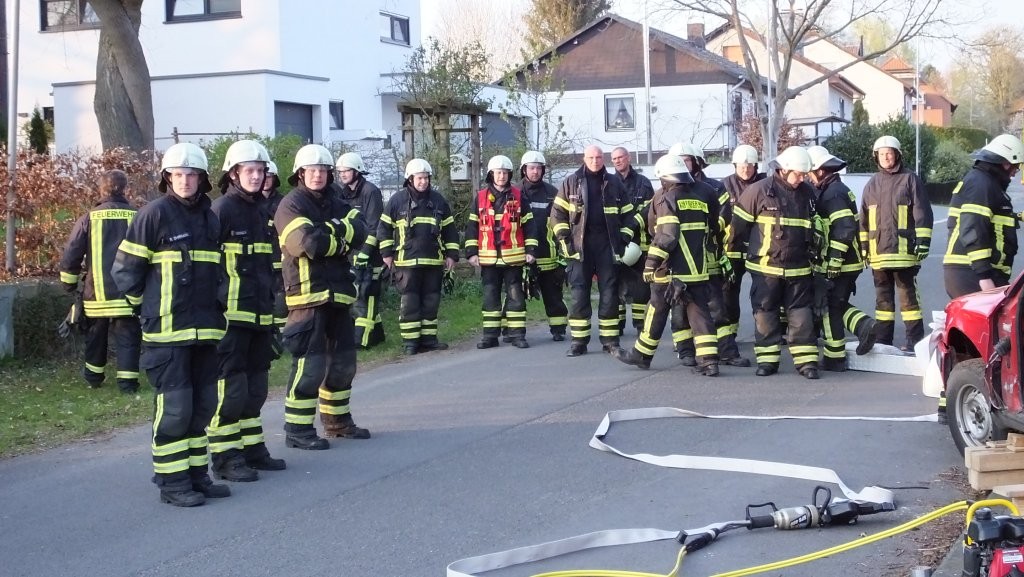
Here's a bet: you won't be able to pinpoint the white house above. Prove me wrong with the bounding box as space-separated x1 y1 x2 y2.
704 23 865 145
20 0 443 153
504 15 767 162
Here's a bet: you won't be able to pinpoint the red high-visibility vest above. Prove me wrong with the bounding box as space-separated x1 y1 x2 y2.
477 187 526 266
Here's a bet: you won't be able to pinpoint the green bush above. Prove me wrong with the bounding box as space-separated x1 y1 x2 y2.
11 281 76 360
202 133 305 195
929 140 973 183
875 115 938 181
931 127 991 152
824 115 938 179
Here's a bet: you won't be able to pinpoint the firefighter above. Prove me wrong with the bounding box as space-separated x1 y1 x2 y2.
378 158 460 355
335 152 386 349
729 146 821 379
859 135 933 350
615 154 721 375
262 161 287 330
610 146 654 333
718 144 766 367
550 145 637 357
519 150 569 341
944 133 1024 297
206 140 286 482
59 170 141 393
274 144 369 450
668 142 731 367
112 143 229 507
806 145 877 371
466 155 537 349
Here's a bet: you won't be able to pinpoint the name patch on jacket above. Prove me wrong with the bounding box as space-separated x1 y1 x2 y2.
166 232 191 243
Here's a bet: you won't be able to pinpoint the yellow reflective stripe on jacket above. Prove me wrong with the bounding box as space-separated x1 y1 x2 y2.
119 239 152 260
60 271 80 284
746 262 812 277
755 215 811 228
280 217 314 248
143 327 226 343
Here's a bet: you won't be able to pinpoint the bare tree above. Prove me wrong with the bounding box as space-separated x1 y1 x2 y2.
433 0 528 80
663 0 949 157
89 0 154 151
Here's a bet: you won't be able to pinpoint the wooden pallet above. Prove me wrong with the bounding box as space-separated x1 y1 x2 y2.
967 434 1024 490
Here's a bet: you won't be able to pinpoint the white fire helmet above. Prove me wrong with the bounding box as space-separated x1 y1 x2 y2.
774 146 812 173
731 144 759 165
654 154 694 184
336 152 367 174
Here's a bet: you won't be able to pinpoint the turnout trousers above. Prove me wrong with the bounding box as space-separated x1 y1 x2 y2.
819 272 873 361
871 267 924 348
749 273 818 371
482 265 526 341
538 265 568 337
353 266 385 348
720 259 747 360
393 265 444 348
635 281 716 363
83 315 141 392
141 344 218 491
944 265 1010 299
566 244 620 347
617 263 650 333
673 274 728 358
207 325 274 468
280 305 357 435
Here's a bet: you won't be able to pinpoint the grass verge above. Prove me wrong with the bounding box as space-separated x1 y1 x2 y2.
0 273 553 458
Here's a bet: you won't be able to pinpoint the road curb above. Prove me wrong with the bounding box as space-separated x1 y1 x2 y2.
931 534 962 576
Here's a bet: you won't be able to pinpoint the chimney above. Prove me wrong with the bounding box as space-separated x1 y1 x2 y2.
687 22 706 49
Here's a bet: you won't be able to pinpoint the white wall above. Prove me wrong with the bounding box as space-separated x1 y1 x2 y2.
803 39 908 124
549 83 743 155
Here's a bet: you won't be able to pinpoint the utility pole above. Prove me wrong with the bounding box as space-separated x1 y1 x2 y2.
642 0 653 165
5 0 18 273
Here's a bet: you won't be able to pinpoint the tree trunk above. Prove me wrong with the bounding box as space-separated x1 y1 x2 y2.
89 0 153 151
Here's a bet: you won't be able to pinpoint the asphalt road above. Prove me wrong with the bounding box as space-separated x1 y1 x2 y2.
4 189 1009 577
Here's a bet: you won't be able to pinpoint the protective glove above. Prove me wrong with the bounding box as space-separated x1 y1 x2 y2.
354 251 369 268
442 269 456 295
642 269 656 283
270 327 284 360
718 255 735 284
915 242 929 262
826 257 843 279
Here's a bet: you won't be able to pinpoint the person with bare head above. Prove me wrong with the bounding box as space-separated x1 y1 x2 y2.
549 145 637 357
610 146 654 335
59 169 141 394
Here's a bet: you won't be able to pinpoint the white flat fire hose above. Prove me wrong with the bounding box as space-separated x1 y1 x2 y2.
446 407 937 577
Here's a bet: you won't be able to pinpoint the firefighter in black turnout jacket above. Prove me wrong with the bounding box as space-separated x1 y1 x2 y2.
806 146 877 371
944 133 1024 297
262 161 287 330
520 150 569 341
378 158 460 355
611 146 654 333
729 146 822 379
207 140 286 482
550 145 637 357
112 143 229 507
718 144 766 367
859 135 933 350
59 169 141 393
335 152 386 348
668 142 732 367
615 154 721 375
274 144 369 450
466 155 537 349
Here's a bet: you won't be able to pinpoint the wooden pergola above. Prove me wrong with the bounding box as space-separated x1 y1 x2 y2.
399 101 489 193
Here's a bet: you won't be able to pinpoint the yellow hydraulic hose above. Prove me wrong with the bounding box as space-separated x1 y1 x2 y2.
527 499 1021 577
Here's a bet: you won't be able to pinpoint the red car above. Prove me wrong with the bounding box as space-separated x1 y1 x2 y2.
940 273 1021 455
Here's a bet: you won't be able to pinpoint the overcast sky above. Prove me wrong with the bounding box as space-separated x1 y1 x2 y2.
421 0 1014 74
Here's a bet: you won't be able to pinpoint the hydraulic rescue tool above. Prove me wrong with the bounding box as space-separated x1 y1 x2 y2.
744 485 893 532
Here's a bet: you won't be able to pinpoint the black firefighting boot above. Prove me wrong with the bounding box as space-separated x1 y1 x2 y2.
694 360 719 377
614 347 651 370
855 318 877 356
402 341 419 356
755 364 778 377
566 342 587 357
189 467 231 499
477 337 499 349
212 450 258 482
510 338 530 349
677 353 697 367
419 340 449 352
284 424 330 450
799 364 821 380
321 413 371 439
822 357 848 372
154 473 205 507
243 442 287 471
551 327 566 342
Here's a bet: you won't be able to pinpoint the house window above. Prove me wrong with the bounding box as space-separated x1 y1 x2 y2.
40 0 99 31
380 12 410 45
329 101 344 130
166 0 241 22
42 106 55 128
839 98 846 119
605 95 635 131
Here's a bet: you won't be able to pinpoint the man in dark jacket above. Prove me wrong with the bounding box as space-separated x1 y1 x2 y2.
729 146 821 379
335 152 386 348
112 143 229 507
944 134 1024 297
549 145 637 357
520 151 568 341
262 161 286 330
59 169 140 393
610 146 654 334
275 144 369 450
859 135 933 350
207 139 286 483
378 158 460 355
